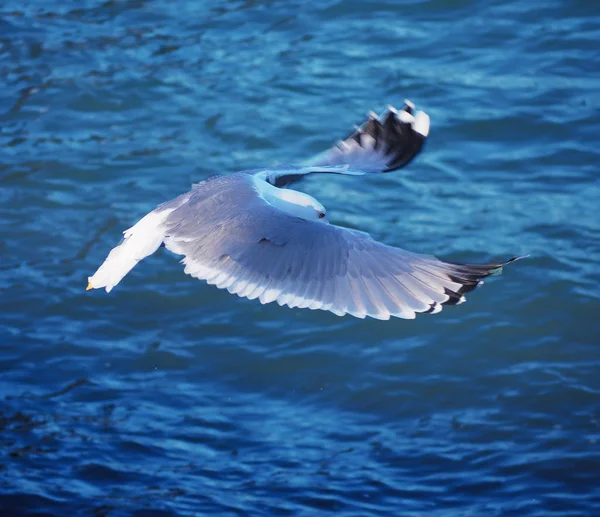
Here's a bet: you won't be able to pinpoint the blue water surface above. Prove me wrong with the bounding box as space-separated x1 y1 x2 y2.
1 0 599 516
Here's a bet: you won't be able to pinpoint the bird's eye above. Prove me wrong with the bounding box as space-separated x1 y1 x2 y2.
318 212 326 219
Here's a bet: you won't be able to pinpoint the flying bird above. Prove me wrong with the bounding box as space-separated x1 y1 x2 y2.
87 101 522 320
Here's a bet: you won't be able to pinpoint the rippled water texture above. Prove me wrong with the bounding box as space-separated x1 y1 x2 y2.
1 0 599 515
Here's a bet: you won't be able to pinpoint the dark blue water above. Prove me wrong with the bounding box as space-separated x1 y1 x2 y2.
1 1 599 515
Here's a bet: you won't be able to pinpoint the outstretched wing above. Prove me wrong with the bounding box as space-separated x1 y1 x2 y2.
250 164 367 187
161 173 518 320
261 100 430 187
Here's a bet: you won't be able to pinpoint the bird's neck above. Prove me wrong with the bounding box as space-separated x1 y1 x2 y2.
252 177 319 221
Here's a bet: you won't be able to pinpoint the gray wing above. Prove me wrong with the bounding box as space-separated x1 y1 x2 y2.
265 101 430 188
160 174 517 320
249 164 367 188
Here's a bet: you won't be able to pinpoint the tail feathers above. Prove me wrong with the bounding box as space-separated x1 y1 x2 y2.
87 210 168 293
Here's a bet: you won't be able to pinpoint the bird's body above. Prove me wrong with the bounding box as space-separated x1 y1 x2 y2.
87 101 523 320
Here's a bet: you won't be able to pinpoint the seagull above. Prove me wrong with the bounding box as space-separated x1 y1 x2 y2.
87 101 523 320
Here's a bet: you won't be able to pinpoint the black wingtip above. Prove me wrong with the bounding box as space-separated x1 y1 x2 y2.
339 101 430 173
489 254 530 275
439 254 527 307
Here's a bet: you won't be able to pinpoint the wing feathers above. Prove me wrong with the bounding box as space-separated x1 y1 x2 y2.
156 175 522 320
308 101 429 175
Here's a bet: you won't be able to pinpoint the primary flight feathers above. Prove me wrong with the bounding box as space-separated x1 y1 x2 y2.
87 101 523 320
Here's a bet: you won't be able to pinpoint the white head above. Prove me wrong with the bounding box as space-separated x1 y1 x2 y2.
253 177 328 223
276 188 328 223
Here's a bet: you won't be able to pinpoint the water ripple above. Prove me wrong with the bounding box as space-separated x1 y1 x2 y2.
1 0 600 515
